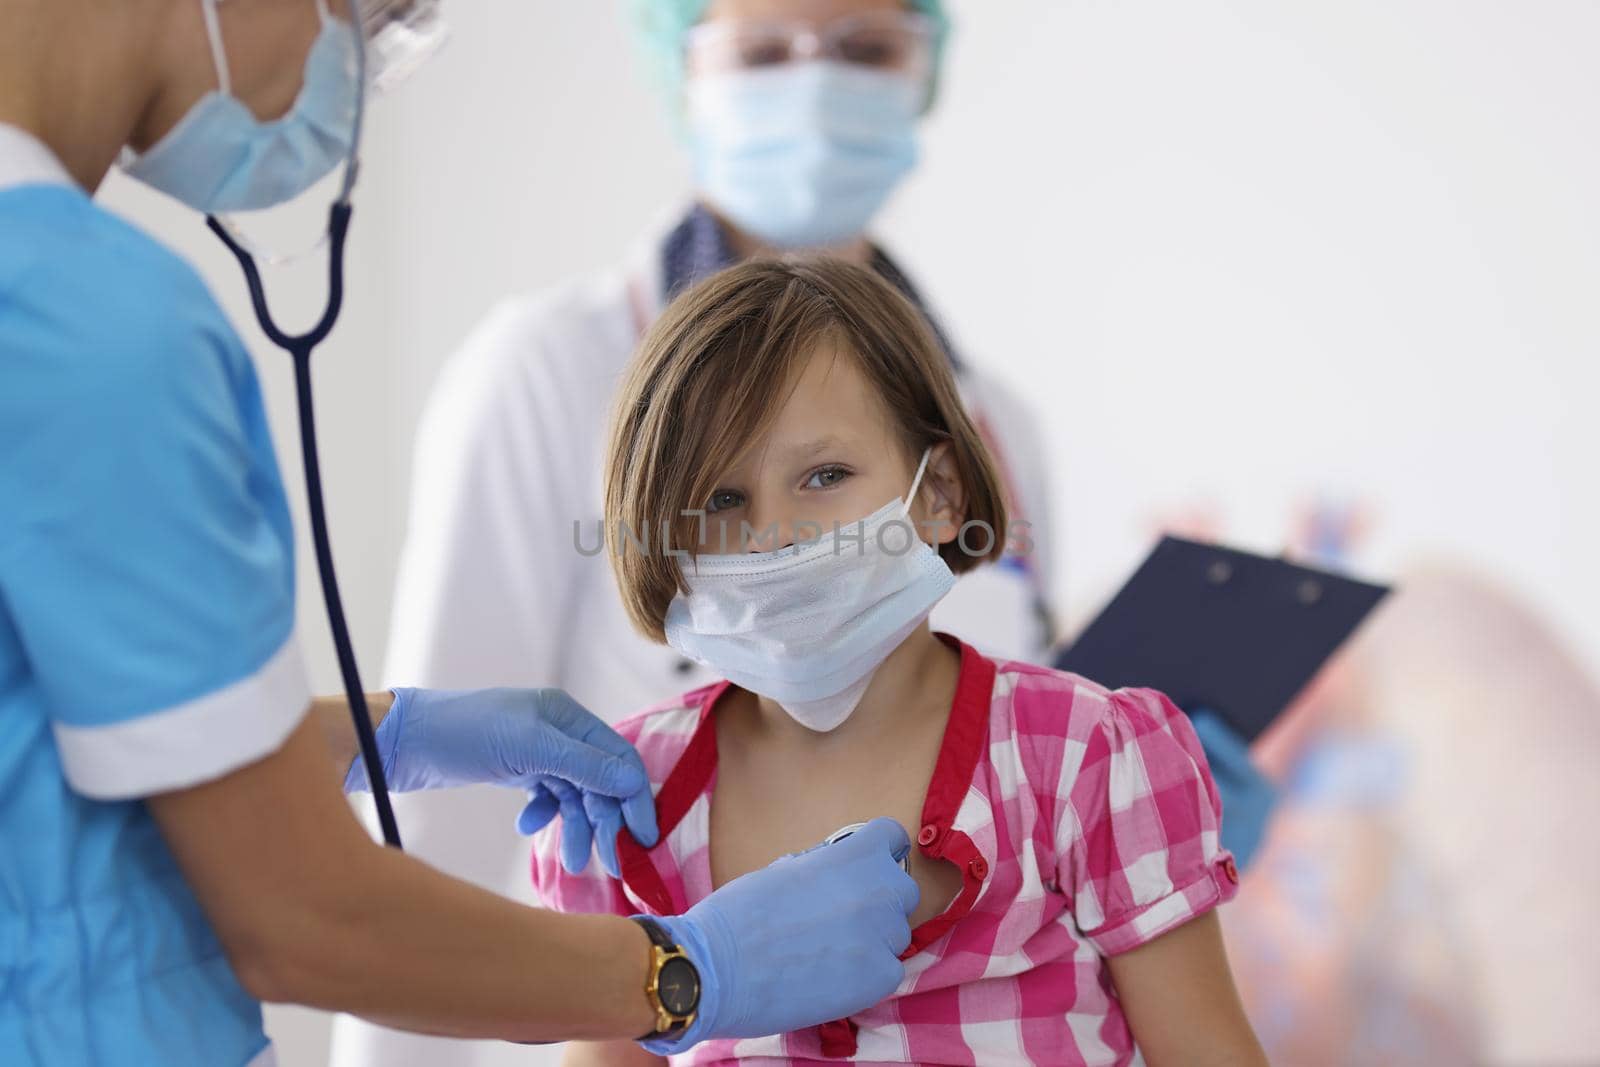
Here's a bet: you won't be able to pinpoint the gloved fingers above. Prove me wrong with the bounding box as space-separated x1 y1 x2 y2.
535 730 651 803
536 690 652 795
827 817 912 866
885 863 920 923
545 778 595 874
863 822 919 920
871 956 907 1003
1188 709 1279 871
544 694 656 851
1217 763 1279 871
811 817 919 919
620 783 660 849
582 792 625 879
877 885 915 956
516 781 561 837
528 687 593 731
898 855 921 915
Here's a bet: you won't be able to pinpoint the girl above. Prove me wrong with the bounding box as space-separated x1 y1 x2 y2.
532 257 1266 1066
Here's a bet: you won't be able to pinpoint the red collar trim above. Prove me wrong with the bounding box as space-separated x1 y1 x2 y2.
616 681 729 915
900 635 996 956
614 636 996 922
920 634 997 833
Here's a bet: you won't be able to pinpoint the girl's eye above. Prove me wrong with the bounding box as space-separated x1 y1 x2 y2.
804 466 850 490
706 489 744 514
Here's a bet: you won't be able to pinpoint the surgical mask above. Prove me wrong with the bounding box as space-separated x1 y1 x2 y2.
122 0 360 213
685 61 921 250
664 449 955 732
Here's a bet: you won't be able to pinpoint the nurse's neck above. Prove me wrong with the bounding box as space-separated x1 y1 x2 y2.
0 0 160 190
0 0 315 192
716 209 876 268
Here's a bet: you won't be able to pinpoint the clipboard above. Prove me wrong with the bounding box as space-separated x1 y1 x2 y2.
1053 536 1391 741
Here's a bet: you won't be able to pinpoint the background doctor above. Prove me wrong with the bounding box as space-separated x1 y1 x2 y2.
0 1 922 1063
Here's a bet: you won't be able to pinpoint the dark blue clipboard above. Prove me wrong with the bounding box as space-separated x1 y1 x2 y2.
1053 536 1391 741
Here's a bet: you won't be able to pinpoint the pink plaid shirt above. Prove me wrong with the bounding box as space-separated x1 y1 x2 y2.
531 637 1240 1065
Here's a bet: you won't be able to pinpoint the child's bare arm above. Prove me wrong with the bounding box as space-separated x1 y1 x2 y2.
1107 912 1267 1067
562 1040 667 1067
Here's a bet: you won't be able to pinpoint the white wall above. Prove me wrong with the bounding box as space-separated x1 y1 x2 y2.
891 0 1600 654
96 1 1600 1062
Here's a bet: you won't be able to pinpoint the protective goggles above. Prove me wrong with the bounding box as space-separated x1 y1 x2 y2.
684 11 936 80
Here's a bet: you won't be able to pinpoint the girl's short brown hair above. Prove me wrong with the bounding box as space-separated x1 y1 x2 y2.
604 256 1008 641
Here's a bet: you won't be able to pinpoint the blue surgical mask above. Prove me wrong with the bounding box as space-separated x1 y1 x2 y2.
685 61 921 250
123 1 360 213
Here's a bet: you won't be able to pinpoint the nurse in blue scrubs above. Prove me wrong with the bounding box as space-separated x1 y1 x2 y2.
0 2 919 1064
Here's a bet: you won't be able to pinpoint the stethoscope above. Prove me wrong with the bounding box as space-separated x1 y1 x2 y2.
824 823 912 870
207 1 401 847
200 4 940 867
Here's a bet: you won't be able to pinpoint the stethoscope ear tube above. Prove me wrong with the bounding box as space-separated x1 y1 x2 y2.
201 0 400 850
208 203 403 850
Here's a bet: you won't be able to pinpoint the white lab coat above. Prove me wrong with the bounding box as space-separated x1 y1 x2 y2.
328 224 1056 1067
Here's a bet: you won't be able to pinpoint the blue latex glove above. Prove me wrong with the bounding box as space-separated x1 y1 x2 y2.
1189 708 1279 872
344 687 658 874
642 817 918 1055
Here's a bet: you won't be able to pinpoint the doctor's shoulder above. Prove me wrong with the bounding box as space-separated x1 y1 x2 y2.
433 266 638 414
957 365 1046 474
949 362 1055 579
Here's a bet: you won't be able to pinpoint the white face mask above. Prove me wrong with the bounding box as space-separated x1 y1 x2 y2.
664 449 955 732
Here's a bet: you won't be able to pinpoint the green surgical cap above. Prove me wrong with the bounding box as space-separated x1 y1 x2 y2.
628 0 951 109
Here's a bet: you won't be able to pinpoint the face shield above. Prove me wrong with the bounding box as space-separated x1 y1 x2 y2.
354 0 451 95
683 11 937 106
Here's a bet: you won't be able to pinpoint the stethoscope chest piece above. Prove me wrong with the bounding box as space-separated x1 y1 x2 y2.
823 821 913 872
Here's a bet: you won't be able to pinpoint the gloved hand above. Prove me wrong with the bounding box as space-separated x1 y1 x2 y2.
344 687 657 874
1189 708 1279 872
641 817 918 1055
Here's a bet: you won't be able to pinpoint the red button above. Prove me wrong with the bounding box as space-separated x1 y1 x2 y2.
1222 857 1239 884
917 824 939 848
969 856 989 879
817 1018 859 1058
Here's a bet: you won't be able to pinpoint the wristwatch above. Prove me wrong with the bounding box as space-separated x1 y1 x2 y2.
632 917 701 1042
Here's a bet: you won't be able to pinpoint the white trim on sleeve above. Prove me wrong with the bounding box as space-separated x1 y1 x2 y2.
0 123 73 190
53 633 312 800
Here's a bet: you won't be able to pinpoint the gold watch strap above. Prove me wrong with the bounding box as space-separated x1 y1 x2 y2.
633 917 695 1040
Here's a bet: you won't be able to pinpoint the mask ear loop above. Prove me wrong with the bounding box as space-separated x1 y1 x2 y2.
198 0 233 97
902 446 934 517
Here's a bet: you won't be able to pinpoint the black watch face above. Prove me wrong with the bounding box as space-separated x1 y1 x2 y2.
657 956 700 1017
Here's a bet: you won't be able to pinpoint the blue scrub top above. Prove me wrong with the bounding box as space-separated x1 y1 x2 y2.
0 128 310 1066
